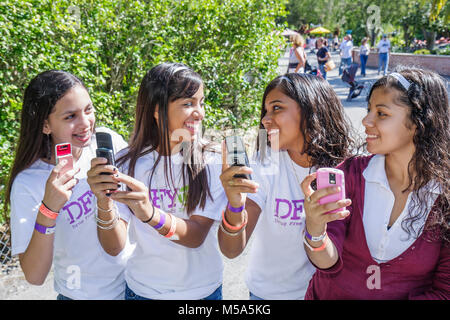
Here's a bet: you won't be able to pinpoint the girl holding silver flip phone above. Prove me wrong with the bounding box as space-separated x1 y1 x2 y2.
218 73 354 300
5 70 129 300
302 67 450 300
87 63 227 300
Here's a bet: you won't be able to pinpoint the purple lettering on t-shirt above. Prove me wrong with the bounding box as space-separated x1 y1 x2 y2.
78 190 94 216
291 200 304 220
275 198 292 219
62 201 82 224
165 188 178 209
149 189 161 209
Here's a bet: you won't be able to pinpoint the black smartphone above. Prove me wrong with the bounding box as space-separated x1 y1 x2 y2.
225 135 251 180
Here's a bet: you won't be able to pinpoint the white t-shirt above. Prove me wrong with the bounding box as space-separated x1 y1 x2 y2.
246 151 316 300
340 40 354 58
360 44 370 56
377 39 391 53
117 148 227 300
10 127 130 300
362 155 440 263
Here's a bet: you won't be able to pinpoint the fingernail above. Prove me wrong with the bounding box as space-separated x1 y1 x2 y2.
113 167 118 172
335 187 341 192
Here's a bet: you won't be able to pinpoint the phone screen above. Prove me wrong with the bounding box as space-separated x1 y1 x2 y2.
55 143 73 176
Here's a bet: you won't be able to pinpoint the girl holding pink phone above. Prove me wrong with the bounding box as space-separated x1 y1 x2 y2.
5 70 129 299
219 73 355 299
301 67 449 299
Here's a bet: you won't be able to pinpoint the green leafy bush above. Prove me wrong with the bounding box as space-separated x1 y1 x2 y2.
0 0 287 221
413 49 431 55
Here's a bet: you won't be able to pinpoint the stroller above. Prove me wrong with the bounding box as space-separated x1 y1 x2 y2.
341 63 364 101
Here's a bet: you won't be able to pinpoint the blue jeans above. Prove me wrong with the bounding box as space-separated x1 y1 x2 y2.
378 52 389 75
318 63 327 80
125 284 223 300
339 57 352 75
360 54 368 76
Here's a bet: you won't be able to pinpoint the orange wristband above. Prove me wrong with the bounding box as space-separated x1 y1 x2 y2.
39 203 59 220
222 210 248 232
164 213 177 238
303 232 328 252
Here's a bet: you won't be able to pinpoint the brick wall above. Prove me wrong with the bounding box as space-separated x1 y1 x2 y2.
352 49 450 76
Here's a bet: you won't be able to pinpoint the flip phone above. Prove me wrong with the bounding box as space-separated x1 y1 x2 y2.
316 168 345 213
96 132 117 196
55 143 73 176
225 135 251 180
96 132 115 170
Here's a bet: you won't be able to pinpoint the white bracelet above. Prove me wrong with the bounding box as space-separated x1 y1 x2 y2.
96 205 120 229
97 213 120 230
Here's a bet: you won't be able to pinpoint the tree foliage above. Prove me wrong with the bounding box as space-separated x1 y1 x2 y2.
0 0 287 221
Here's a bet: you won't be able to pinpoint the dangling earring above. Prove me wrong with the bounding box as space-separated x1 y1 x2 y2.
46 134 52 160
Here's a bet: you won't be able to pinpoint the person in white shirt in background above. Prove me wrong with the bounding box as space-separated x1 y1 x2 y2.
339 34 354 76
87 62 228 300
287 34 307 74
218 73 355 300
359 37 371 77
6 70 130 300
377 34 391 76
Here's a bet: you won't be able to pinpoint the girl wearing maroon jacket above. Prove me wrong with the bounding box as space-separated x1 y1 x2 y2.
300 67 449 299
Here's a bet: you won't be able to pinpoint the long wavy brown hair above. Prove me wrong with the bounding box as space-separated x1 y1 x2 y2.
367 66 449 245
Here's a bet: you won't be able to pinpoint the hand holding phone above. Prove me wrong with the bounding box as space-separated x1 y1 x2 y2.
225 135 251 180
316 168 345 213
55 143 73 177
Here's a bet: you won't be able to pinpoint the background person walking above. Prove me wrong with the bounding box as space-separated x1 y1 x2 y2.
377 34 391 76
359 37 370 77
339 34 354 76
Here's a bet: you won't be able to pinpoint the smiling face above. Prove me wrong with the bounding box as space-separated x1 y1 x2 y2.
43 85 95 161
362 87 416 156
156 84 205 151
261 87 304 152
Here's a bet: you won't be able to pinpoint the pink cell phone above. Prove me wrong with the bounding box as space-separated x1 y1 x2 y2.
55 143 73 176
316 168 345 213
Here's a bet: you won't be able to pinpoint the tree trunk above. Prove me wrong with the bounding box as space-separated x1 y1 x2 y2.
424 30 436 51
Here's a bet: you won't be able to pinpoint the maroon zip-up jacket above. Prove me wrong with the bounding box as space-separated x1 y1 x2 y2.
305 156 449 300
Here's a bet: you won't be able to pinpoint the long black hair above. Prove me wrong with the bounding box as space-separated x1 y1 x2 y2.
367 66 449 244
5 70 87 215
258 73 355 168
116 63 213 215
